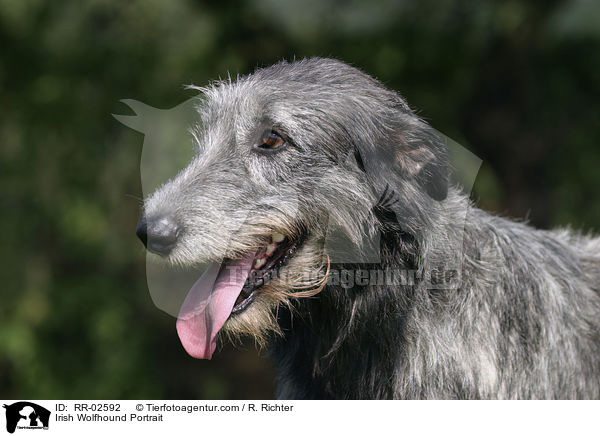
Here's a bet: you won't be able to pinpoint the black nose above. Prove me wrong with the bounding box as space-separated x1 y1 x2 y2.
136 217 148 247
136 216 179 256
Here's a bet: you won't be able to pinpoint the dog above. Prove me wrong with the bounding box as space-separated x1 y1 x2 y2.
135 58 600 399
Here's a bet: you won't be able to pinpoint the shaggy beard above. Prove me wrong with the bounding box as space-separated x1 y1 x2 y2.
221 238 330 348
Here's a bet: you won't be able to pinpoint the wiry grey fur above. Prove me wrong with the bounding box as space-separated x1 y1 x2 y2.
141 58 600 399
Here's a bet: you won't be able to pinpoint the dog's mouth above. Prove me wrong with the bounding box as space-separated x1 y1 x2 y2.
176 230 306 360
231 232 304 314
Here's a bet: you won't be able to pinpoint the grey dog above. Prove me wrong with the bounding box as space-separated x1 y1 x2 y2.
135 58 600 399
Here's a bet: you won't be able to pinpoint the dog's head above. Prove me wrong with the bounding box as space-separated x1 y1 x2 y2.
137 58 448 358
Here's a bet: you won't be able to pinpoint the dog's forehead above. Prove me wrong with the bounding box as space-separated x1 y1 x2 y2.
196 80 301 141
194 59 410 151
200 60 379 114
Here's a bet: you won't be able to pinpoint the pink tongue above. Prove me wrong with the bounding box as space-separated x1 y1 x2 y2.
176 255 254 359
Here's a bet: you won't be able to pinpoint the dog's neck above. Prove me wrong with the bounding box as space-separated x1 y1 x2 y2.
269 191 472 399
270 278 409 399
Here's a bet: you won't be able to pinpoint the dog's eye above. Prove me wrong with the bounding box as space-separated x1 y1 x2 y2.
255 129 287 152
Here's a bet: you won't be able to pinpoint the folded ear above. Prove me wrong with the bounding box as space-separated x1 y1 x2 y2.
355 117 449 202
395 120 449 201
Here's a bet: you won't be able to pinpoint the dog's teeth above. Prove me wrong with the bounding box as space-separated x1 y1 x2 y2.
272 233 285 243
254 258 266 269
266 243 277 256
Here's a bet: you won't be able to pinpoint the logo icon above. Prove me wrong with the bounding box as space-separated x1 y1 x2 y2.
3 402 50 434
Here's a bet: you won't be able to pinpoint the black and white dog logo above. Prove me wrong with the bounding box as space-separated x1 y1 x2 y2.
3 402 50 434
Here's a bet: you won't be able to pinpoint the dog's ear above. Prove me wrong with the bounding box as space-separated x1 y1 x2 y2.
394 121 449 201
355 118 449 201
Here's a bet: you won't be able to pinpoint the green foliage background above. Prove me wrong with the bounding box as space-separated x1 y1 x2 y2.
1 0 599 399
